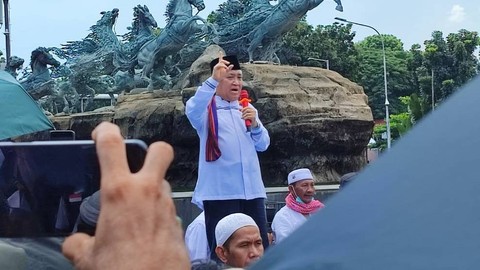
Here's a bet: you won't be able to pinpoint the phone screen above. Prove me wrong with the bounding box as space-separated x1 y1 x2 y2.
0 140 147 237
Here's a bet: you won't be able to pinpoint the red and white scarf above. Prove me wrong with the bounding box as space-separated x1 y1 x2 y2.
285 193 324 215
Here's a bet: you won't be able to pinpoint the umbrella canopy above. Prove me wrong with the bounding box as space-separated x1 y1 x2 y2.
251 75 480 269
0 71 54 140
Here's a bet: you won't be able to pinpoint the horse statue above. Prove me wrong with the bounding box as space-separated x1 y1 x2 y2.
4 56 24 78
121 5 158 60
247 0 343 62
18 47 73 114
20 47 60 100
214 0 342 63
133 0 215 89
57 9 122 111
61 8 120 61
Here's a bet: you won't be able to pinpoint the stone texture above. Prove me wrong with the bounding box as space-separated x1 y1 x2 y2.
49 63 374 189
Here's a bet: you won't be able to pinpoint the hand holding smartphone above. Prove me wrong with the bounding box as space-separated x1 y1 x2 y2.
0 139 147 237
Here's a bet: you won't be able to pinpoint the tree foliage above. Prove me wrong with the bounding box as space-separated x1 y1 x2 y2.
278 20 358 78
206 14 479 141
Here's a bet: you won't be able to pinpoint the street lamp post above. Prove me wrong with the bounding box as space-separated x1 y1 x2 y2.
335 17 391 149
431 69 435 111
2 0 10 66
307 57 330 70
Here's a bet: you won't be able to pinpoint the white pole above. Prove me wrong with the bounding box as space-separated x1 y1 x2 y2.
335 17 391 149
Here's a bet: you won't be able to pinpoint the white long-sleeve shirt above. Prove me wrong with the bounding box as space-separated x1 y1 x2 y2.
185 212 209 262
185 77 270 209
271 206 308 244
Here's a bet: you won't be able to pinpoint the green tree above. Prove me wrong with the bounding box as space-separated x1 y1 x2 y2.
422 30 479 107
278 20 358 78
354 34 414 119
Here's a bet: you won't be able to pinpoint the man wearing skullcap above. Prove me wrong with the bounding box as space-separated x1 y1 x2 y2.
185 53 270 260
271 168 325 244
214 213 263 268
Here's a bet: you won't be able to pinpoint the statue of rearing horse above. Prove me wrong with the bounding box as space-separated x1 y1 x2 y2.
247 0 343 62
133 0 214 89
20 47 60 100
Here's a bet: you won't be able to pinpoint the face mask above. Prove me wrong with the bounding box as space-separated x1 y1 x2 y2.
295 195 305 204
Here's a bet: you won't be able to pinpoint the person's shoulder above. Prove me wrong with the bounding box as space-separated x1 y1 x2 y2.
273 205 290 220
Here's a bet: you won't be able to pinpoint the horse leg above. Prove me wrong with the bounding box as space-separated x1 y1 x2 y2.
333 0 343 11
248 32 264 63
83 85 96 112
108 93 117 106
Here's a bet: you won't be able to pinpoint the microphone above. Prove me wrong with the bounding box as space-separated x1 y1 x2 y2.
239 89 252 132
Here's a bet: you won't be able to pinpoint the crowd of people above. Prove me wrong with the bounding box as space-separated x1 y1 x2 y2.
1 53 356 269
61 54 357 269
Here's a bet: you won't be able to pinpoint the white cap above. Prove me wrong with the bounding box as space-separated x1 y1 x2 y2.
288 168 314 185
215 213 258 246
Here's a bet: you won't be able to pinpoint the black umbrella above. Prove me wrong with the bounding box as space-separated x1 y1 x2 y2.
250 75 480 270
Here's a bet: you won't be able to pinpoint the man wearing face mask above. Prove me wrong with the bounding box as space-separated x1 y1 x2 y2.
271 168 325 244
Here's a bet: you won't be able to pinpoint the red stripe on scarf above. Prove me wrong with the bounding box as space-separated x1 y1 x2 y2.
206 96 221 161
285 193 324 215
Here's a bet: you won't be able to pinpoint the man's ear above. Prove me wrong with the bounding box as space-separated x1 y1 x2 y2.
215 246 228 263
288 185 294 194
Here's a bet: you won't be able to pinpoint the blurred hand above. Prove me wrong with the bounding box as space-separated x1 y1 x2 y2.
62 122 190 270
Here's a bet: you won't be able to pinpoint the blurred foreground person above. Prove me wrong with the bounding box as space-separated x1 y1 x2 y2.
215 213 264 268
271 168 324 244
62 122 190 270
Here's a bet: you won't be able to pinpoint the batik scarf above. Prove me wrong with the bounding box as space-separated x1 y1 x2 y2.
206 96 221 161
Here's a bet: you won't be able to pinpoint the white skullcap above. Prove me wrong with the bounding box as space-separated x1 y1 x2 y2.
288 168 314 185
215 213 258 246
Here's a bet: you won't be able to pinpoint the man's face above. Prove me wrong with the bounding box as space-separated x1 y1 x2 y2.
215 70 243 102
290 179 316 203
216 225 263 268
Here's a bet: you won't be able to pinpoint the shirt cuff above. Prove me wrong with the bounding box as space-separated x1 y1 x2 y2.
204 77 219 90
251 123 263 135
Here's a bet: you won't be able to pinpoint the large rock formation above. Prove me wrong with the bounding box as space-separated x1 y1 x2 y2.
50 63 373 189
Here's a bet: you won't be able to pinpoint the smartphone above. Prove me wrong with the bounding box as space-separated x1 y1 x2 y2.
0 139 147 237
49 130 76 141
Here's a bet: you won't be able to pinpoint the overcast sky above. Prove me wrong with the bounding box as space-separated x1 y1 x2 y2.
3 0 479 62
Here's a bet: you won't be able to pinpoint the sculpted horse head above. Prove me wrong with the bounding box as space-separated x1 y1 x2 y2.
93 8 119 31
30 47 60 78
4 56 24 78
132 5 158 36
121 5 158 60
20 47 60 100
90 8 120 49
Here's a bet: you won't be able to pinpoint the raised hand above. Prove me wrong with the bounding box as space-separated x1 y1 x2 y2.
212 52 234 82
62 122 190 270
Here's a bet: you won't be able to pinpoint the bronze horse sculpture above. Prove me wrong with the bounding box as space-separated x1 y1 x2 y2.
20 47 60 100
19 47 73 114
133 0 214 89
121 4 158 59
247 0 343 62
61 8 121 111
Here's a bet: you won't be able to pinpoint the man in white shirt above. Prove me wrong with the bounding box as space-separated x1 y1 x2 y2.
185 212 210 262
271 168 325 244
185 54 270 260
